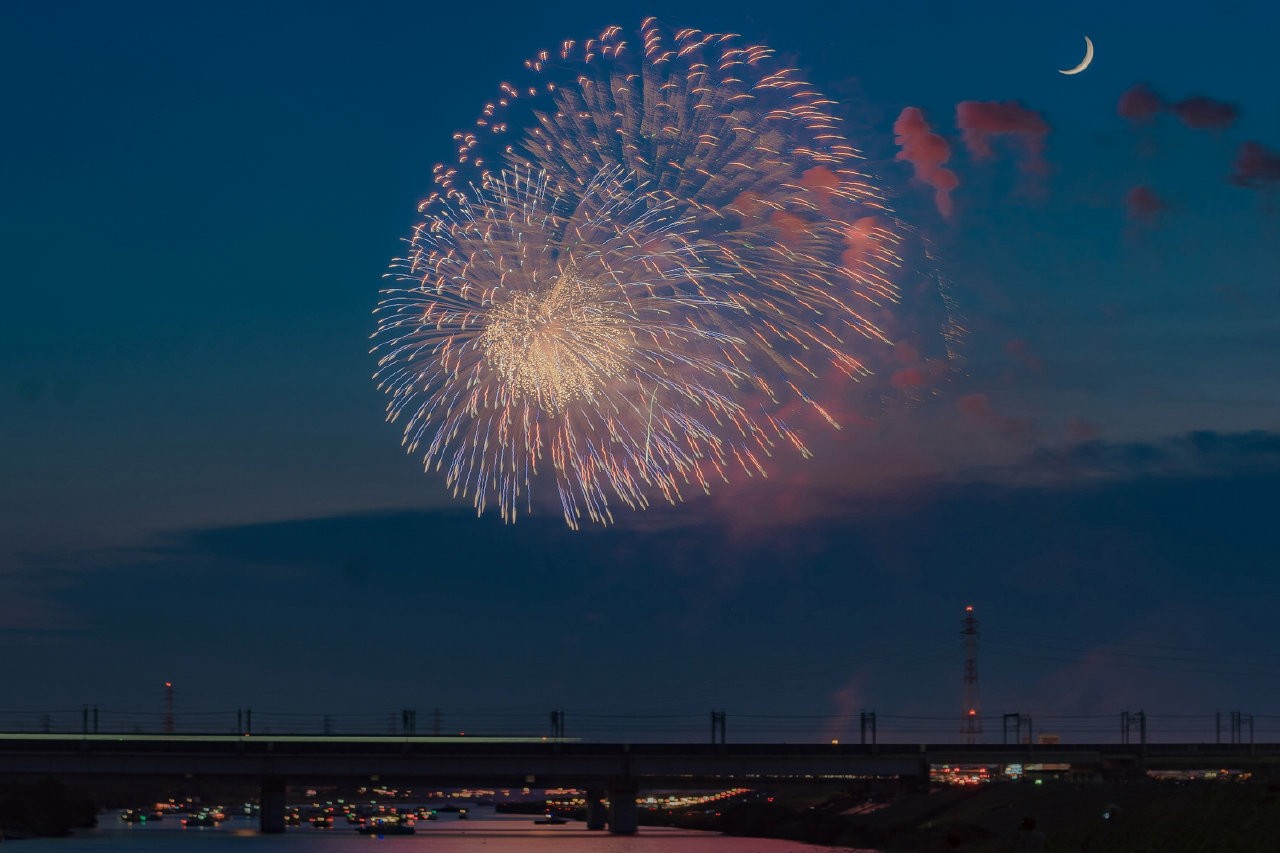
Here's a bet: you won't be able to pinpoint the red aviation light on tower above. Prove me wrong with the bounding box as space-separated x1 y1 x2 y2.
961 606 981 744
163 681 175 735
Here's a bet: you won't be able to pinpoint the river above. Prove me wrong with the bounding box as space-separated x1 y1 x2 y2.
11 808 876 852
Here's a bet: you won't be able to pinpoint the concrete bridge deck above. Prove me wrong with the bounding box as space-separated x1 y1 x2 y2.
4 734 1277 834
2 733 1277 786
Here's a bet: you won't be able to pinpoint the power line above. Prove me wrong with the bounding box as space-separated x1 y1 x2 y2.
984 636 1280 671
985 626 1280 662
985 646 1254 677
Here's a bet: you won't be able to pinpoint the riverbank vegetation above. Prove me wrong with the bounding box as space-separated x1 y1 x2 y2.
0 777 98 839
655 780 1280 851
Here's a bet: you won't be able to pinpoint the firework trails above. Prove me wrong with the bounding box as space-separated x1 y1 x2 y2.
374 20 912 527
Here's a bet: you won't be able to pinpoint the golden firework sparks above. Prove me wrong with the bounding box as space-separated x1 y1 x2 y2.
479 260 632 411
373 21 950 527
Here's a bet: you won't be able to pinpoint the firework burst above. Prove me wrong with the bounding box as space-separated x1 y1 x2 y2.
375 20 915 527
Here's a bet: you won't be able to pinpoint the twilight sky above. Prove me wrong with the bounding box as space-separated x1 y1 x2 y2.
2 0 1278 741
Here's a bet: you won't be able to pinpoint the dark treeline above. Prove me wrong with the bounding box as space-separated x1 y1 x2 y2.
0 777 97 839
695 781 1280 852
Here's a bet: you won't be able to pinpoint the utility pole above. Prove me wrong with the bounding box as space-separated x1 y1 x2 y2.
1229 710 1253 745
961 606 982 744
1002 712 1032 745
710 710 726 745
1121 710 1146 745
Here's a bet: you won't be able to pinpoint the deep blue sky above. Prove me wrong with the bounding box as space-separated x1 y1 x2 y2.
2 0 1278 741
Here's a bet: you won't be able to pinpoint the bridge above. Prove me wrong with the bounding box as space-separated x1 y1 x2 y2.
3 734 1280 834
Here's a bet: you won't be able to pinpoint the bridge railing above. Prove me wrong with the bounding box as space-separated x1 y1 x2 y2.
1 706 1277 745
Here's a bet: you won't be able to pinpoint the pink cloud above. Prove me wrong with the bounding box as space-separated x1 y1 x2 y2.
728 190 767 221
768 209 808 247
1230 140 1280 188
893 106 958 217
1066 417 1100 442
824 677 867 743
1170 96 1239 131
1117 83 1164 124
957 392 996 419
841 216 894 276
890 367 927 388
634 383 1051 538
1004 338 1045 372
798 166 843 216
955 100 1051 175
1125 185 1169 222
957 392 1032 437
893 341 920 365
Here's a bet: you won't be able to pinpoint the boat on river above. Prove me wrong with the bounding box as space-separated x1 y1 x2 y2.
181 812 219 828
357 816 415 835
533 814 568 825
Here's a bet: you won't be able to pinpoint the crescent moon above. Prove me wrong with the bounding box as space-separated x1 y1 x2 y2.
1059 36 1094 75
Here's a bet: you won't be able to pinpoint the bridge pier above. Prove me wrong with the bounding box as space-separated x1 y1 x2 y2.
910 758 930 793
607 783 638 835
260 776 286 834
585 789 606 830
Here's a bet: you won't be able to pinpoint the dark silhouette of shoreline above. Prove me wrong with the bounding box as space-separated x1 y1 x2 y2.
0 778 97 840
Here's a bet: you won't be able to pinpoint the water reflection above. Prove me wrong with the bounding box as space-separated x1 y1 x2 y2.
15 807 874 852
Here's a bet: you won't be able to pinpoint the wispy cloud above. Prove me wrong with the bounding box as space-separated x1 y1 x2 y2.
1231 141 1280 189
955 100 1051 177
893 106 958 217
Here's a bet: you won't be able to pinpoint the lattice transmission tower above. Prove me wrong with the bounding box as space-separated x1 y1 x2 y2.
163 681 175 734
961 605 981 744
